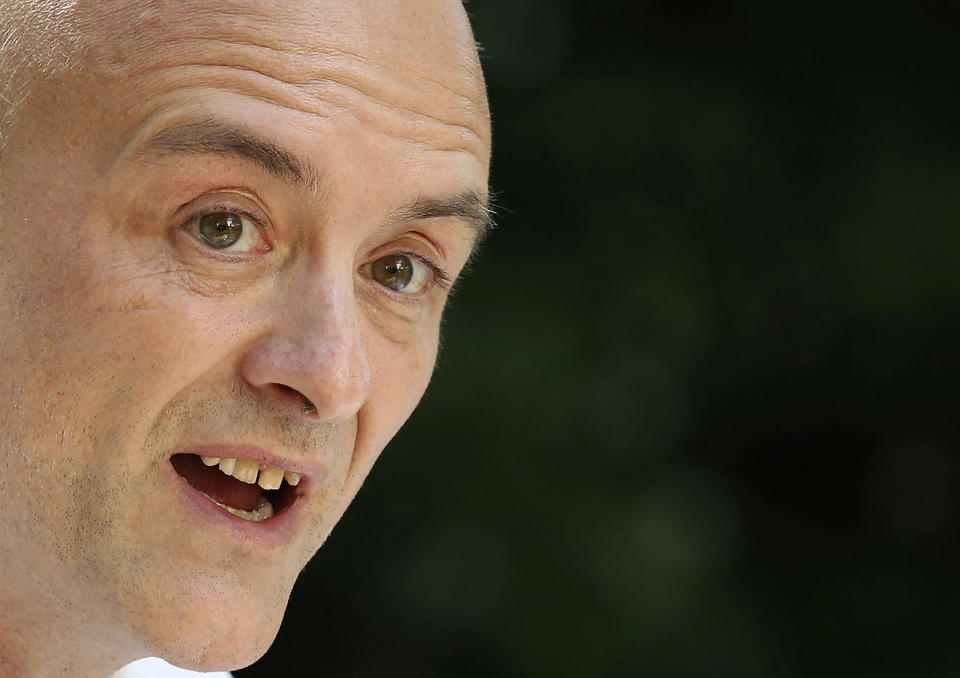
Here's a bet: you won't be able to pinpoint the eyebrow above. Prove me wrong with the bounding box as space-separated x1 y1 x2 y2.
137 118 492 240
391 192 494 243
137 118 322 191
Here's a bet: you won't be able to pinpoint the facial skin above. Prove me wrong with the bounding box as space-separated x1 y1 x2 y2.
0 1 490 675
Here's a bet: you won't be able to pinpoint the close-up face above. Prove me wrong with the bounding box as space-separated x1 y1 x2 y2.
0 0 489 671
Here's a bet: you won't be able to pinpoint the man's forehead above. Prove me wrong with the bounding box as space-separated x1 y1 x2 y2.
81 0 474 52
77 0 489 135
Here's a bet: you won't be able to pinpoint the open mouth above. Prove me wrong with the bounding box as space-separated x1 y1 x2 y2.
171 453 302 522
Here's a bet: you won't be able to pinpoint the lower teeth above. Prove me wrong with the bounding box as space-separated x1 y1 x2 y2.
200 492 274 522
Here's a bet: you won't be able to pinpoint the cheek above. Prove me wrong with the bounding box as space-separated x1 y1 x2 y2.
354 322 439 465
382 337 437 416
0 235 251 457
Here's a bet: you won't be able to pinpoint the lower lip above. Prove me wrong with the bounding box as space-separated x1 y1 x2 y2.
165 460 307 549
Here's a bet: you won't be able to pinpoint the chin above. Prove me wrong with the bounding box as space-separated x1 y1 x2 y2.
129 570 294 672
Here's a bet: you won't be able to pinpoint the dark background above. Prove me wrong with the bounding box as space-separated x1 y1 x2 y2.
238 2 959 676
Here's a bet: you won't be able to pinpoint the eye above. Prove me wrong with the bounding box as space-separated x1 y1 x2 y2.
185 210 265 252
369 254 432 294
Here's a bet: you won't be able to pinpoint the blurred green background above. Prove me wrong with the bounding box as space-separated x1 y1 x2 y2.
238 2 959 676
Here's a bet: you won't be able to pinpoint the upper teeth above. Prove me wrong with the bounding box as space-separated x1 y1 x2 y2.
200 456 302 489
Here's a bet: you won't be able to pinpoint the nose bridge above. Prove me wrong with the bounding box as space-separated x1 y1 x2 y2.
241 269 371 423
303 275 370 397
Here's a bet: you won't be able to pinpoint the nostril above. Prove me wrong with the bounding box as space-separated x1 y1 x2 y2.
272 383 318 417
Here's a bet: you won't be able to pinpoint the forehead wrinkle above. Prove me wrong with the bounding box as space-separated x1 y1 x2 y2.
236 40 487 139
174 28 488 124
90 6 490 156
105 0 487 97
127 57 488 161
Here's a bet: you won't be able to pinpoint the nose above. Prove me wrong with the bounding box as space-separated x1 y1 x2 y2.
239 274 372 423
